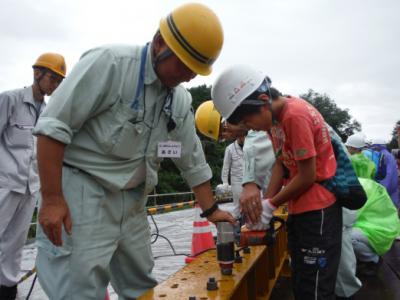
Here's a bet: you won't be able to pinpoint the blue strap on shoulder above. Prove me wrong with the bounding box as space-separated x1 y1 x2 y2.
130 43 149 110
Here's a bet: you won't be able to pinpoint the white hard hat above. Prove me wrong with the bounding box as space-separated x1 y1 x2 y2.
212 65 265 120
371 138 387 145
345 133 367 149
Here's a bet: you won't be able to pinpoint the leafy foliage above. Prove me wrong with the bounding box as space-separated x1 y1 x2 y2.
300 89 361 140
388 120 400 150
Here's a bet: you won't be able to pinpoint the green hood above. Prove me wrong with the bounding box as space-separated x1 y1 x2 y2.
355 178 400 255
350 153 376 179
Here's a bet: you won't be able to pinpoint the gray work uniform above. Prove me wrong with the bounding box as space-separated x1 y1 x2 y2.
0 87 43 286
221 141 244 217
335 209 362 297
33 43 212 300
242 130 275 192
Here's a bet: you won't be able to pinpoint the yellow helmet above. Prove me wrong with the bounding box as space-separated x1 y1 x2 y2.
195 100 221 140
159 3 223 76
33 53 66 77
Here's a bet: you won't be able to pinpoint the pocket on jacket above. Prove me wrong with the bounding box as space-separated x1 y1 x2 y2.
6 123 34 148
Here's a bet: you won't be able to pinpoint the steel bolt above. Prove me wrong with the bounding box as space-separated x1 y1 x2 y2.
207 277 218 291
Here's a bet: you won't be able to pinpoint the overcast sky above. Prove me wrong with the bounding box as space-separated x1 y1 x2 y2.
1 0 399 141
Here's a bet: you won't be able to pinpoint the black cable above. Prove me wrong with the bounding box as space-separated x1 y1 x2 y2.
25 274 37 300
149 214 191 259
149 213 218 260
150 214 160 244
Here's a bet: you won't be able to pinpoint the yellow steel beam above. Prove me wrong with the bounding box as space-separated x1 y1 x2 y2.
139 223 289 300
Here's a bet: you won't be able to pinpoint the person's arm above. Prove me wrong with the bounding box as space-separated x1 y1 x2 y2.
37 136 71 246
269 156 316 207
170 90 234 224
264 160 284 199
221 146 232 184
192 181 235 224
243 159 285 224
34 48 118 246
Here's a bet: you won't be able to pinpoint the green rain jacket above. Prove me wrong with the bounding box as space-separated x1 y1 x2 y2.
355 178 400 255
350 153 376 179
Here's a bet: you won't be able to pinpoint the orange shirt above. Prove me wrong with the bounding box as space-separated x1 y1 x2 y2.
270 98 336 214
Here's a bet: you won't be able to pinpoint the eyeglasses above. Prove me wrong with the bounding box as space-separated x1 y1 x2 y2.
46 72 64 84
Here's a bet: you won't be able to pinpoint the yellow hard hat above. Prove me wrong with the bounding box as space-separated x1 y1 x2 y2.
159 3 223 76
195 100 221 140
33 53 66 77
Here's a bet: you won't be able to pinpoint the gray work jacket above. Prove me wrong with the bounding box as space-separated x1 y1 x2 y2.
34 44 212 194
0 86 44 194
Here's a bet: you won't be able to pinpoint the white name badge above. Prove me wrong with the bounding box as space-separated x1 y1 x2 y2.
157 141 182 158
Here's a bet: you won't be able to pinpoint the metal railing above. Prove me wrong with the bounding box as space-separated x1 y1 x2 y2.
28 190 233 241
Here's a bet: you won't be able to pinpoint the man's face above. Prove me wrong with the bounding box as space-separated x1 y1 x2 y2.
36 70 63 96
242 105 271 132
220 122 246 141
156 48 197 88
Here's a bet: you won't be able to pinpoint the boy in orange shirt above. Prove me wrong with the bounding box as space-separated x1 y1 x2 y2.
212 65 342 300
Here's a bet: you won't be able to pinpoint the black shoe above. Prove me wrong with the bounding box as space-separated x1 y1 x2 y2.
356 260 380 277
0 285 17 300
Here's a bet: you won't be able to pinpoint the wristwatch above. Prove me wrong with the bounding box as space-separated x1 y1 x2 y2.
200 202 219 218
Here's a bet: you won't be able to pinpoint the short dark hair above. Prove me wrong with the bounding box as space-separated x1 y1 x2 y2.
227 87 281 125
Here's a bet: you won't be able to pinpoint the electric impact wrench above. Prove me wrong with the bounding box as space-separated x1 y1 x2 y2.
216 216 285 275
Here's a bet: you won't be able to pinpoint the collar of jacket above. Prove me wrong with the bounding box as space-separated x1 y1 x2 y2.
144 42 159 86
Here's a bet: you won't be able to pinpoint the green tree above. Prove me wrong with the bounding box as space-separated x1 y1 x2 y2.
300 89 361 140
388 120 400 150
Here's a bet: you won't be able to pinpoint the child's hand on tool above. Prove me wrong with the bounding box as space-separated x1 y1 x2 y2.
245 199 277 231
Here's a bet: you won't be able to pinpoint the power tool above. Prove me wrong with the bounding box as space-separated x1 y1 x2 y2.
216 216 285 275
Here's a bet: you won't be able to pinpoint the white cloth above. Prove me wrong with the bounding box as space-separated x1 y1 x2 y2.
221 141 244 185
231 184 242 218
246 199 276 230
215 183 231 195
221 141 244 217
0 188 36 286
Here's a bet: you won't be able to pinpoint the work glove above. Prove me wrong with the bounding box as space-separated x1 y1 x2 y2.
246 199 277 231
216 183 231 195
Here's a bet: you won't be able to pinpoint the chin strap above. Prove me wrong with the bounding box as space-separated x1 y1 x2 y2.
153 48 173 71
151 43 174 73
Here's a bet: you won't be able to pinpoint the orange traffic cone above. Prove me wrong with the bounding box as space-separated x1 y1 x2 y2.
185 204 215 263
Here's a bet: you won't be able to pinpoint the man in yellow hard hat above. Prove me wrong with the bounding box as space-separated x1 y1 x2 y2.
0 52 65 300
33 3 233 299
195 100 247 141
